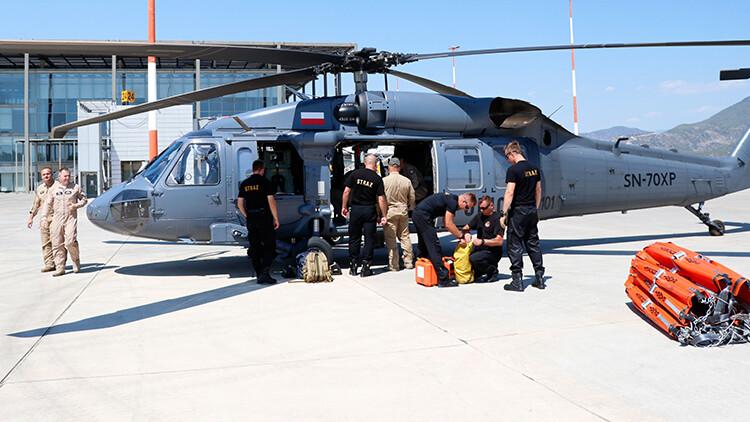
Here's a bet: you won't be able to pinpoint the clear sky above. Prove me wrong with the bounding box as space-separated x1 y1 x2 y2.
2 0 749 132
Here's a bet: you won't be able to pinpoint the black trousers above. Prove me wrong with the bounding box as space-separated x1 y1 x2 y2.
506 205 544 275
348 205 377 262
247 212 277 274
470 247 501 276
412 210 449 281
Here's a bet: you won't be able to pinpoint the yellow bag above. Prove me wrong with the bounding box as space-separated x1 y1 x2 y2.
453 243 474 284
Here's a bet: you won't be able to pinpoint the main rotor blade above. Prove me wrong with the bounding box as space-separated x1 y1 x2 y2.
410 40 750 62
51 67 317 139
387 69 472 97
0 40 346 67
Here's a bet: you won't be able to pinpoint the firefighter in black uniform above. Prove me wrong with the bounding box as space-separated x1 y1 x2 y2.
500 140 545 292
413 191 477 287
462 195 504 283
341 154 388 277
238 159 280 284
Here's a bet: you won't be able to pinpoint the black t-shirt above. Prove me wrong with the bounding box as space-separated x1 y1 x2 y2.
416 193 458 219
468 211 504 255
505 160 541 207
344 168 385 206
239 174 276 212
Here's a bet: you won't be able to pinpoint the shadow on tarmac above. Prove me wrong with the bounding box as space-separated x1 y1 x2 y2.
8 280 275 338
114 251 250 278
19 221 742 338
542 221 750 257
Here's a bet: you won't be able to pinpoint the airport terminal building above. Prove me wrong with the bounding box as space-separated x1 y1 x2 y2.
0 41 354 194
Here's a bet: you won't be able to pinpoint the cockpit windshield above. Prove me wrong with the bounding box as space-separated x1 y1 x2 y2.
140 141 184 184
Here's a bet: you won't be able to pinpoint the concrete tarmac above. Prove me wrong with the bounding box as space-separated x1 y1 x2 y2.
1 191 749 421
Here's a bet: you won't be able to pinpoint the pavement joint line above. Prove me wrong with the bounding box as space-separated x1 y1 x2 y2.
461 338 612 422
2 342 466 386
347 274 612 422
346 273 452 335
0 239 129 389
461 319 634 343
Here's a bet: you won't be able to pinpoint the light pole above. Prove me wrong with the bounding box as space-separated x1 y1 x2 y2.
569 0 579 135
148 0 158 159
448 45 460 88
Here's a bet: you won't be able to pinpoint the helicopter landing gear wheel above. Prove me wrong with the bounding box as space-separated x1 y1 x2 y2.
708 220 725 237
307 236 341 275
684 202 725 236
307 236 333 262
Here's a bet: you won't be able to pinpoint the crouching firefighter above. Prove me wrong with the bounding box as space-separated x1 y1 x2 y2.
238 160 280 284
462 195 504 283
413 192 477 287
341 154 388 277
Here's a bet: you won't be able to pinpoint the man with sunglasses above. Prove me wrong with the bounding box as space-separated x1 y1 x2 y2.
413 191 477 287
462 195 504 283
500 141 545 292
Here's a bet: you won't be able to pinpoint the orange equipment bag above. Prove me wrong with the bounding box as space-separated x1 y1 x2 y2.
630 259 710 307
415 257 454 287
628 270 701 324
416 258 437 287
626 241 750 347
442 257 455 279
645 242 750 303
625 274 684 339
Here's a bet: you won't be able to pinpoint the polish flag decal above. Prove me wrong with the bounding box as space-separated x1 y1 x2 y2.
300 111 325 126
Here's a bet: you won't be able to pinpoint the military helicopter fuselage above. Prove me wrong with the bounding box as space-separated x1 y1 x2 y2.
86 90 750 259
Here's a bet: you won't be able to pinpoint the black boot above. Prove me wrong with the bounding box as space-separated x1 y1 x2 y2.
532 270 546 289
257 271 270 284
503 273 524 292
438 278 458 288
476 267 498 284
349 259 360 276
360 261 373 277
263 269 278 284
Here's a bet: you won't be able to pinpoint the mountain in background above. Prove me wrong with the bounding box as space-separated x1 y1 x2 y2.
583 126 652 141
583 96 750 157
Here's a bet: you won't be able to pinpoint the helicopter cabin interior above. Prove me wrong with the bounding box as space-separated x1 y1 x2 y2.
255 142 304 195
330 141 434 225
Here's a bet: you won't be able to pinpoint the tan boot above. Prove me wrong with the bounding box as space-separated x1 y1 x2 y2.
41 266 56 273
52 268 66 277
73 260 81 273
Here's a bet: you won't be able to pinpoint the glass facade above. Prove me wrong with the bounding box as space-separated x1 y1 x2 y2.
0 68 278 191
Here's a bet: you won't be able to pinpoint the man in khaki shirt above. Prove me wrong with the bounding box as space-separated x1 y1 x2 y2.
27 167 57 272
382 158 416 271
46 168 88 276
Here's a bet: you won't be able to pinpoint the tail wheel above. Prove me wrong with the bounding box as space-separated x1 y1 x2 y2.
708 219 725 236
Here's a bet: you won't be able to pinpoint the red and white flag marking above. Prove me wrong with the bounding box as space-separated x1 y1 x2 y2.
300 112 325 126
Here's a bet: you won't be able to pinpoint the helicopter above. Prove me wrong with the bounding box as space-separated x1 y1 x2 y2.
17 38 750 262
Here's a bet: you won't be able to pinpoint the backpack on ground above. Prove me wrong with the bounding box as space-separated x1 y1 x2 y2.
297 249 333 283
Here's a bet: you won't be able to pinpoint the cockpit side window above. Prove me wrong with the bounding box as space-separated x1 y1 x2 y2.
142 141 183 184
166 143 221 186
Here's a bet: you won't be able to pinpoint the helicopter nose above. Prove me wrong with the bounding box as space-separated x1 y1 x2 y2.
86 196 108 222
85 183 125 232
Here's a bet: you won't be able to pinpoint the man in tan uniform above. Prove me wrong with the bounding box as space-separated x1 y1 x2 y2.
46 168 87 276
382 158 416 271
27 167 57 272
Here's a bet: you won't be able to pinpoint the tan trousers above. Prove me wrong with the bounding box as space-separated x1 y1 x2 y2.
384 213 413 271
40 218 54 268
51 216 80 269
